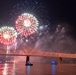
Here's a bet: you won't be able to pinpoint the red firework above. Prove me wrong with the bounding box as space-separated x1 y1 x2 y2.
15 13 38 37
0 26 17 45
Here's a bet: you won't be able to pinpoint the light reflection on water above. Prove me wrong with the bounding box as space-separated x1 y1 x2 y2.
0 62 31 75
26 66 31 75
11 63 16 75
52 64 55 75
0 63 76 75
0 62 16 75
3 63 8 75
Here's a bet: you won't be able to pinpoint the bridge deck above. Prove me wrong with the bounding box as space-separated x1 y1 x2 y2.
0 47 76 58
0 53 76 58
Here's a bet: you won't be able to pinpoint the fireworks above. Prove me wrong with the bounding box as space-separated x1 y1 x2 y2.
0 26 17 45
15 13 39 37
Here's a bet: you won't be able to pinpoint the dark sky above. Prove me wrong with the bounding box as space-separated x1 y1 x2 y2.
0 0 76 39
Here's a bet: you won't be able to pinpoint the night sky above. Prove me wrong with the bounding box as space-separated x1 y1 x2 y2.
0 0 76 39
0 0 76 62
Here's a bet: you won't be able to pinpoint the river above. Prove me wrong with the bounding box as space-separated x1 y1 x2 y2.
0 62 76 75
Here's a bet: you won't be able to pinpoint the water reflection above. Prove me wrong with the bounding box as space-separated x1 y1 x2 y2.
3 63 8 75
26 66 31 75
52 64 55 75
0 62 16 75
11 62 16 75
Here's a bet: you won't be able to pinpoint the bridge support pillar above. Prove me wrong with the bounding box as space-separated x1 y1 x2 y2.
58 57 63 64
26 56 29 63
26 56 33 66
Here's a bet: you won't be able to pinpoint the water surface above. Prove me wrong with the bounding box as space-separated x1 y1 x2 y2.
0 62 76 75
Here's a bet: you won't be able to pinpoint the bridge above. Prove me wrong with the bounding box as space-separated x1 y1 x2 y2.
0 46 76 63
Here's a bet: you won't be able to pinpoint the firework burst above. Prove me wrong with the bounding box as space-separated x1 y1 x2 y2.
0 26 17 45
15 13 39 37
